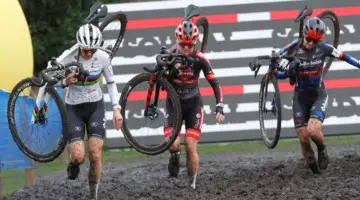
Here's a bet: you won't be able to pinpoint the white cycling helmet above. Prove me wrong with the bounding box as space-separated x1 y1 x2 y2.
76 24 102 50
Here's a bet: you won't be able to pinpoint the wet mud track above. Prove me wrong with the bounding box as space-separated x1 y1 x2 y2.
6 144 360 200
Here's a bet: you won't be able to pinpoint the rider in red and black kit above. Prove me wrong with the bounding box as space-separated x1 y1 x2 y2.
164 20 225 188
274 17 360 173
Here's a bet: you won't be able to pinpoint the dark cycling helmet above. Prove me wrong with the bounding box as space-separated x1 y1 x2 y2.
175 20 199 44
303 17 326 41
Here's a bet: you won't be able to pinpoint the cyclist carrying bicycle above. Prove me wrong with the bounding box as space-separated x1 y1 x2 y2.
164 20 225 189
273 17 360 173
52 24 122 199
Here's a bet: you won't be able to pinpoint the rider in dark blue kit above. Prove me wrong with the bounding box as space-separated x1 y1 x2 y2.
273 17 360 173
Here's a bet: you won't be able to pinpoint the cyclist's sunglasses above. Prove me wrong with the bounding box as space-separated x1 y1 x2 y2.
80 48 97 54
178 42 195 48
305 36 320 44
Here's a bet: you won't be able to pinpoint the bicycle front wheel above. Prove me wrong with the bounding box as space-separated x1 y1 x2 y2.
7 78 68 162
259 73 282 149
120 73 182 155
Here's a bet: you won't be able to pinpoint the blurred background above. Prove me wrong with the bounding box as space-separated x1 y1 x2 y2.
2 0 360 198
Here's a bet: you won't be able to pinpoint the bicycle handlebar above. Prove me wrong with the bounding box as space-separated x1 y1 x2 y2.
38 57 89 87
83 3 108 25
143 53 196 74
294 5 313 22
249 51 301 78
294 5 313 38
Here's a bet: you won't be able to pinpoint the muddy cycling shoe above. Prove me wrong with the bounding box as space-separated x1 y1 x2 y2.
67 162 80 180
308 154 321 174
189 173 198 189
317 144 329 170
168 152 180 177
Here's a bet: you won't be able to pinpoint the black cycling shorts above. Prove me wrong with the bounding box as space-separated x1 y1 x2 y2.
66 100 106 143
292 89 328 128
164 95 204 140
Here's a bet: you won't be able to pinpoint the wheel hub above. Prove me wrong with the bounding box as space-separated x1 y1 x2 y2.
146 104 159 120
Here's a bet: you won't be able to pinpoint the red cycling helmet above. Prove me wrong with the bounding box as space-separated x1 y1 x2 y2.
175 20 199 45
303 17 326 41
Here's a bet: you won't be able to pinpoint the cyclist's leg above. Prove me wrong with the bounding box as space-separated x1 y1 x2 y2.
164 98 182 177
293 92 320 173
164 98 181 152
86 100 106 200
308 90 329 169
308 90 328 145
184 96 204 189
66 103 86 180
293 92 312 157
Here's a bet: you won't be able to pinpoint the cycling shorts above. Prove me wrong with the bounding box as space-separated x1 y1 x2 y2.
66 100 106 143
292 89 328 128
164 95 204 140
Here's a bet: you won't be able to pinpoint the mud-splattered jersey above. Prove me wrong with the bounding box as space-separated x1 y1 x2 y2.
277 39 360 92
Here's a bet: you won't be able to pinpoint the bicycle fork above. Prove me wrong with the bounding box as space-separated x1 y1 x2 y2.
144 75 160 117
31 84 51 123
263 74 278 114
263 74 270 113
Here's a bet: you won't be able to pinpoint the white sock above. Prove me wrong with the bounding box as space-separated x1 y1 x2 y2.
189 173 198 189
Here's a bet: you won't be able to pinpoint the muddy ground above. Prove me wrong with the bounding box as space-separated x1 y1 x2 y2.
5 143 360 200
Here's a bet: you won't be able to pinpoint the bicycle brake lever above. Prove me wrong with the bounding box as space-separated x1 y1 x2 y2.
254 66 260 78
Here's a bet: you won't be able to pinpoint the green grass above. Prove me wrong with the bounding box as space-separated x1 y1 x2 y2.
2 135 360 196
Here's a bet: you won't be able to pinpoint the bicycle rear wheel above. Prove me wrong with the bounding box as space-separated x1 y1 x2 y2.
317 10 340 76
195 17 209 53
120 73 182 155
99 11 127 59
7 78 67 162
259 73 282 149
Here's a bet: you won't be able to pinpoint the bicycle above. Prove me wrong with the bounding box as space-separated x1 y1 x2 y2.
248 5 339 149
120 52 205 155
7 3 127 163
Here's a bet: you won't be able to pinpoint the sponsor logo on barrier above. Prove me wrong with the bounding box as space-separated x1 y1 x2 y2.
107 25 356 51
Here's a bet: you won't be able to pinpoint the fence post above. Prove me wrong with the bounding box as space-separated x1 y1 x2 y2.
24 168 34 187
60 147 68 162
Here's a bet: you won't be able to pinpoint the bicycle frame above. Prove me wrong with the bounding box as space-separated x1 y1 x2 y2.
31 44 79 123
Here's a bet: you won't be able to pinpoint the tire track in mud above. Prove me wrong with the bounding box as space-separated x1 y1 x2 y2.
6 144 360 200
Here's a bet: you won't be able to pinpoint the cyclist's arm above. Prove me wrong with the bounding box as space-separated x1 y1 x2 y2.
273 68 289 79
103 62 121 109
197 52 223 104
324 43 360 68
52 45 79 88
272 39 299 79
